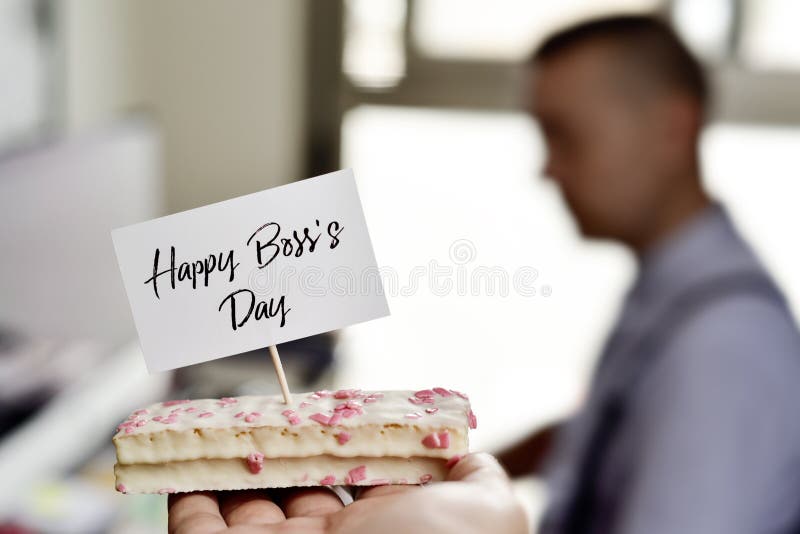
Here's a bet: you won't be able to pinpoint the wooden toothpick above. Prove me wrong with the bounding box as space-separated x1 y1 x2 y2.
268 345 292 404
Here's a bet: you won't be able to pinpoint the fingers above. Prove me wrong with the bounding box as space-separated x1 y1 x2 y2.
281 488 345 518
447 453 510 486
219 489 286 527
166 471 493 533
446 454 530 533
168 492 227 534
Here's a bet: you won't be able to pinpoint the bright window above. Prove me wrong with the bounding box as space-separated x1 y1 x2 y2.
411 0 660 61
741 0 800 70
671 0 733 61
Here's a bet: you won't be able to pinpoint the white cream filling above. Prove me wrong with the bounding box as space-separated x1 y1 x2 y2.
116 423 467 464
115 455 449 493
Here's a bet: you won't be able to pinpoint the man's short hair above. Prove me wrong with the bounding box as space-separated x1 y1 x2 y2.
530 15 709 110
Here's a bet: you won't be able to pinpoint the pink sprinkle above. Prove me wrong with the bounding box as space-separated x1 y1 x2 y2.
135 420 146 427
408 396 434 405
309 411 344 426
320 475 336 485
433 387 452 397
158 488 176 494
152 416 163 422
337 431 352 445
309 393 321 400
309 413 332 426
425 408 439 414
184 407 198 413
369 478 392 486
315 390 332 397
125 427 134 434
162 399 190 407
116 483 127 493
299 401 311 409
467 409 478 430
282 410 301 426
118 421 135 428
419 474 433 484
446 454 465 469
421 431 450 449
198 412 214 418
234 411 245 418
363 392 384 404
334 401 363 415
345 465 367 484
334 389 361 399
405 412 423 419
339 408 357 418
246 452 265 474
217 397 238 407
133 408 149 416
414 389 435 399
244 413 260 423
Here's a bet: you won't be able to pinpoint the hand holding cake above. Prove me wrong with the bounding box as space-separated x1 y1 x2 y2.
166 453 529 534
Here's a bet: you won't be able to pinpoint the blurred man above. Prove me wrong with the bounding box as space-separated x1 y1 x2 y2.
501 14 800 534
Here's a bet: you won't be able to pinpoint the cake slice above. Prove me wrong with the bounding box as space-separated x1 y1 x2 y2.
113 388 477 494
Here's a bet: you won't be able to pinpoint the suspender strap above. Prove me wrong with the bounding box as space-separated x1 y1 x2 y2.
561 271 785 534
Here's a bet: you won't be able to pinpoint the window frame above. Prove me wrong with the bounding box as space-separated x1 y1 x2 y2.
304 0 800 174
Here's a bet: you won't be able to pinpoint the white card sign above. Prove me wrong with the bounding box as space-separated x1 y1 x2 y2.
112 169 389 372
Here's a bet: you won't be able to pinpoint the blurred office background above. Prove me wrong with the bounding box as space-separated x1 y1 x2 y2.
1 0 799 531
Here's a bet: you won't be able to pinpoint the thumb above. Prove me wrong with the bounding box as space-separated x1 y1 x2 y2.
446 453 511 486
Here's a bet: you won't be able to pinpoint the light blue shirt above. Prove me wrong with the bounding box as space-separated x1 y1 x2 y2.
541 204 800 534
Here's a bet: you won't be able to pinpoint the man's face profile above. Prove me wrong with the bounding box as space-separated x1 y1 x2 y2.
526 43 684 247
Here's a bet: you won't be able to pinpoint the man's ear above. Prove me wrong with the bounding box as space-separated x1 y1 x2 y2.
657 94 702 160
662 94 703 148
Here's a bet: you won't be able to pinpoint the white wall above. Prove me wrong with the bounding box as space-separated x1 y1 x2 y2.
60 0 307 212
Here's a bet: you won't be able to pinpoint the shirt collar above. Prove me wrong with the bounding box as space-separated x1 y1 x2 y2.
631 202 760 303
